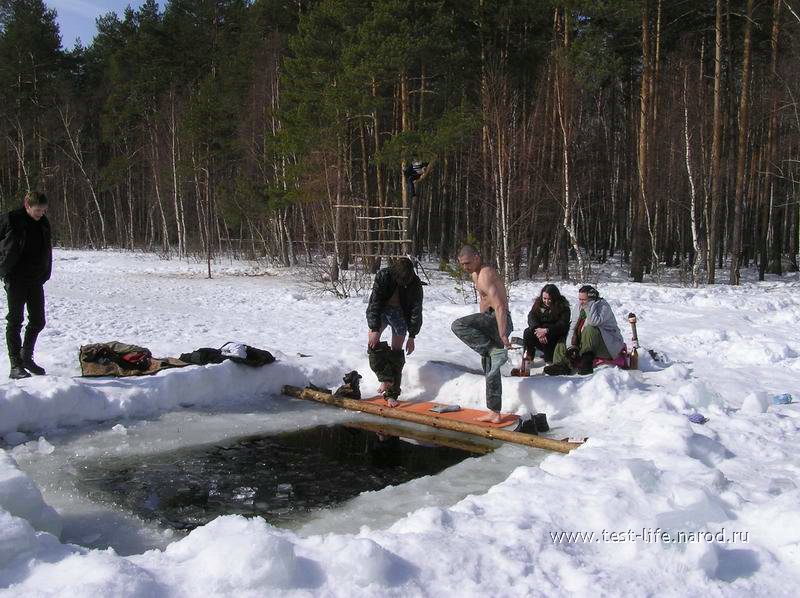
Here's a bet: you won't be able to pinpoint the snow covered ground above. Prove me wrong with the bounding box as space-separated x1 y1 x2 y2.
1 249 800 597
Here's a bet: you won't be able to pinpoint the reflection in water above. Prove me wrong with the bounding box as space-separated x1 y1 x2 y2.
79 424 479 531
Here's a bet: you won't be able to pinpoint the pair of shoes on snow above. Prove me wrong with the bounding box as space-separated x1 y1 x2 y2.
10 358 46 379
518 413 550 435
9 358 46 379
543 352 595 376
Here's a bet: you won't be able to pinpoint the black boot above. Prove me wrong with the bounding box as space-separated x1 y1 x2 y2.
10 366 30 379
534 412 550 432
544 362 571 376
517 418 539 435
21 328 45 375
576 351 595 375
21 353 45 375
9 355 30 379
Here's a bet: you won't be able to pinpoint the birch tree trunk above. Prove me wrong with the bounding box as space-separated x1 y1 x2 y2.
683 67 702 288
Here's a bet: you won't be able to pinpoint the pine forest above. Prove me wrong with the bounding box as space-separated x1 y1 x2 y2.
1 0 799 285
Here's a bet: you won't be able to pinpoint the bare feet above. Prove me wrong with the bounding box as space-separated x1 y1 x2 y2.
378 381 400 407
476 411 503 424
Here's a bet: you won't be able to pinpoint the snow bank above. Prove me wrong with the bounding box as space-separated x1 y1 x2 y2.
0 358 306 438
0 452 61 537
1 250 799 596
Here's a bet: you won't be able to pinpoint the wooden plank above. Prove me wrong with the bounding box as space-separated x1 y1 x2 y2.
361 397 518 428
281 386 583 454
343 421 494 454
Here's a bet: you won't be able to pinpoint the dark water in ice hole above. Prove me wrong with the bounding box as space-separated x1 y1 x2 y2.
78 424 478 531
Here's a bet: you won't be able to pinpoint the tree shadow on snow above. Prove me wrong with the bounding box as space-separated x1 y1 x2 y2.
425 360 484 376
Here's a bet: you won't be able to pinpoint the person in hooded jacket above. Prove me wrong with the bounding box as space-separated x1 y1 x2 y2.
0 192 52 379
523 284 570 365
544 285 624 376
366 257 423 406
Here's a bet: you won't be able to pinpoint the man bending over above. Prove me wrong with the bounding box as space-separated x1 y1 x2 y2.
366 257 423 407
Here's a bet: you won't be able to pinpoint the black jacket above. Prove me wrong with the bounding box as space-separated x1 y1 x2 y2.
0 207 52 282
366 268 423 337
526 296 570 342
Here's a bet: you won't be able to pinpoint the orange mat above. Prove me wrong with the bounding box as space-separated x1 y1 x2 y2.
363 397 519 429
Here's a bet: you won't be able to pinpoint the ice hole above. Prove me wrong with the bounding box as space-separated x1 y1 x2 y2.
13 405 543 555
77 424 481 532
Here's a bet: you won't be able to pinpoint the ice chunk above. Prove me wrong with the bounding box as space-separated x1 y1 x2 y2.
740 391 770 414
36 437 55 455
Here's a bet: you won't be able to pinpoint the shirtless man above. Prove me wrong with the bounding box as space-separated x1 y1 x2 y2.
450 245 513 423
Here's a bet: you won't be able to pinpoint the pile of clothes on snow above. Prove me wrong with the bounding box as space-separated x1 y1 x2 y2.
79 341 274 377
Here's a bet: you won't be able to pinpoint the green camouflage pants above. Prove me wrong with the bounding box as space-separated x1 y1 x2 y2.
451 310 513 412
368 342 405 399
552 325 611 368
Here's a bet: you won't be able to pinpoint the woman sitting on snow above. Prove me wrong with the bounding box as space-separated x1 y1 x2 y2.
544 285 624 376
523 283 570 366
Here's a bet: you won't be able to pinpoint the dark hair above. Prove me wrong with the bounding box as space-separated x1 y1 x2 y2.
533 284 566 314
24 191 48 206
390 257 416 286
539 284 563 303
579 285 599 300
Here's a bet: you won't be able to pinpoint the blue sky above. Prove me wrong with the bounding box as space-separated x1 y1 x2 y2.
46 1 160 48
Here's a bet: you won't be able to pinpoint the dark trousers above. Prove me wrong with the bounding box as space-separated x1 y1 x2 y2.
5 279 45 365
523 328 560 363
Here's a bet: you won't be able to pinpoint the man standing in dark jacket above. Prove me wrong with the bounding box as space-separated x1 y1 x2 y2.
366 257 423 406
0 192 52 379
